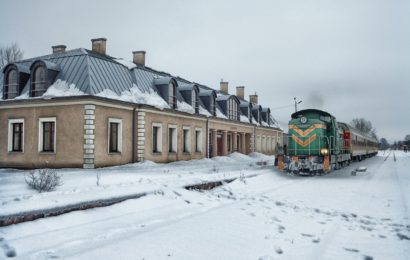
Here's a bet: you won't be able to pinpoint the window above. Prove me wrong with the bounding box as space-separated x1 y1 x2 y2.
39 118 56 153
31 65 47 97
227 98 238 121
195 128 202 152
152 123 162 153
210 95 216 116
8 119 24 152
267 136 271 151
169 82 177 109
4 69 19 99
168 125 177 153
183 127 191 153
108 118 122 153
192 89 199 114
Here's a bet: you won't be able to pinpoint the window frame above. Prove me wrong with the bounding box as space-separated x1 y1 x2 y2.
3 69 19 99
31 64 48 97
152 123 163 153
38 117 57 153
195 128 202 153
168 82 177 109
168 124 177 153
210 95 216 116
183 126 191 153
8 119 25 152
108 118 123 153
192 89 200 114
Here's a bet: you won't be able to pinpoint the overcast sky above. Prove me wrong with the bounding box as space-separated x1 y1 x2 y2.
1 0 409 142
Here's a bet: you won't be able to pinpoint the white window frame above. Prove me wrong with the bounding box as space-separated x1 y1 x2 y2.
8 119 25 152
38 117 57 153
183 126 191 153
195 128 202 153
168 124 177 153
152 123 163 153
108 118 123 153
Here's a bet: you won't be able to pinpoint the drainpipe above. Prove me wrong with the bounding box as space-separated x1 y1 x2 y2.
206 118 209 158
253 125 256 152
132 107 136 163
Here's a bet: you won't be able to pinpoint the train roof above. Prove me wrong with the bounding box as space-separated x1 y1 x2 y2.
291 109 334 119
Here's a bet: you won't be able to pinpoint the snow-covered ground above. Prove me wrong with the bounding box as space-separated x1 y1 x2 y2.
1 151 410 259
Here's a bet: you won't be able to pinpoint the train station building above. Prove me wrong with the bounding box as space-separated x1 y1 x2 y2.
0 38 283 169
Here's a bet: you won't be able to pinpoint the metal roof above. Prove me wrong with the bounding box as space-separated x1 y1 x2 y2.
1 47 279 128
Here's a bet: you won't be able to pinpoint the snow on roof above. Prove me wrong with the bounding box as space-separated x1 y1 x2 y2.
216 107 227 119
240 115 250 123
96 84 170 110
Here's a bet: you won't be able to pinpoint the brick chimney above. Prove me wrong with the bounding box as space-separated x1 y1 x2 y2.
249 92 258 105
236 86 245 100
220 80 229 94
91 38 107 55
133 51 146 66
52 45 66 54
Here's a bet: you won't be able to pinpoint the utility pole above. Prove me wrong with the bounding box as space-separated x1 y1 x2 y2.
294 97 302 112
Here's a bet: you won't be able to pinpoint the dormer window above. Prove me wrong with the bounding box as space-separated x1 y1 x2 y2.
169 81 177 109
3 69 19 99
31 65 47 97
210 95 216 116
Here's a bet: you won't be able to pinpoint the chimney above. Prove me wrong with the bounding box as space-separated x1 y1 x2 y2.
133 51 146 66
52 45 66 54
220 80 229 94
91 38 107 55
249 92 258 105
236 86 245 100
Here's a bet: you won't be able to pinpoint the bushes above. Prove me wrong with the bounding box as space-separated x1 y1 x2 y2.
25 168 62 193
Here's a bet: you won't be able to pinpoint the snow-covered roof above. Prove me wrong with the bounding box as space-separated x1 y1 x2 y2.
1 48 281 129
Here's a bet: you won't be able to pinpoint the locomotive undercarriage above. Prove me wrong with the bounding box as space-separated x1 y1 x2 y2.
285 154 351 176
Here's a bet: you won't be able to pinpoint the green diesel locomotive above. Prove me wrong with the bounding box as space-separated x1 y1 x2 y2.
285 109 378 175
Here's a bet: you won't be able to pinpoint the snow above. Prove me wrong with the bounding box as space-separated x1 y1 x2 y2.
240 115 250 123
177 100 195 114
96 84 170 110
2 151 409 259
216 107 227 119
114 58 137 69
199 106 211 116
42 79 85 97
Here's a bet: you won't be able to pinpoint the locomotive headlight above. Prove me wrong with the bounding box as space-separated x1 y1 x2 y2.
320 148 329 156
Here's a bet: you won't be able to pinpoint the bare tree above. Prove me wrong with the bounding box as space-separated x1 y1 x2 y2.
351 118 378 139
0 43 24 68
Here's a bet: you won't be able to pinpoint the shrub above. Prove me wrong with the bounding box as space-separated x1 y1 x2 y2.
25 168 62 193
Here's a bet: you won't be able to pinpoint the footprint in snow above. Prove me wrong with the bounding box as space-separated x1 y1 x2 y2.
0 237 17 258
274 246 283 254
396 232 410 240
249 212 256 217
312 238 320 243
301 233 314 237
363 255 373 260
275 201 284 206
344 248 360 253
